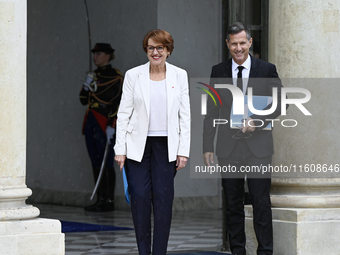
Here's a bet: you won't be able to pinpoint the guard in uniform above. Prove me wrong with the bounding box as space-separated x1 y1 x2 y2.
80 43 123 212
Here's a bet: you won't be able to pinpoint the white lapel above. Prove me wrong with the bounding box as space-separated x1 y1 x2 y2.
165 62 176 120
139 62 151 119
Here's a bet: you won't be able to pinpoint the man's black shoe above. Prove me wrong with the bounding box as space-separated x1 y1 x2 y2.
84 199 114 212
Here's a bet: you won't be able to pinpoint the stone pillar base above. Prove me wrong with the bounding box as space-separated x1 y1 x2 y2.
245 205 340 254
0 218 65 255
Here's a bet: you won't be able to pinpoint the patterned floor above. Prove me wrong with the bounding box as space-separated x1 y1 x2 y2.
37 204 225 255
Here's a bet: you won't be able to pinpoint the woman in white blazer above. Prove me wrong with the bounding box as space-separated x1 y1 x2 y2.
114 29 190 255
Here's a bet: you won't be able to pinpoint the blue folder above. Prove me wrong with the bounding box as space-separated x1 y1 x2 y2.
122 166 130 204
230 95 273 130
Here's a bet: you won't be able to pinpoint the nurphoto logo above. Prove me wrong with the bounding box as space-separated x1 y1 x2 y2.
198 82 312 128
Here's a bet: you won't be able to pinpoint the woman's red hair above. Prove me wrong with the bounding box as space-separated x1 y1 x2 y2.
142 29 174 56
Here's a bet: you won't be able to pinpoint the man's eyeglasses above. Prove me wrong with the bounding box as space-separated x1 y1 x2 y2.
147 45 166 53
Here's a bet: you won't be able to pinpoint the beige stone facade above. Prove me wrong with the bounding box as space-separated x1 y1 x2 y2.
245 1 340 254
0 0 64 254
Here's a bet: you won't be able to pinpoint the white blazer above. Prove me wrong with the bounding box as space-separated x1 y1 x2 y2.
114 62 191 162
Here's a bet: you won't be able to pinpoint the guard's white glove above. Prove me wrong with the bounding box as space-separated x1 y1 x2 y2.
106 126 116 144
83 72 96 91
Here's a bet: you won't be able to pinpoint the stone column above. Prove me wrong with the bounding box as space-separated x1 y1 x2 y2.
0 1 64 254
245 1 340 254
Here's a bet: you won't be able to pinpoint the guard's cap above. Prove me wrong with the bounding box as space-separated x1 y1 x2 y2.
91 43 115 54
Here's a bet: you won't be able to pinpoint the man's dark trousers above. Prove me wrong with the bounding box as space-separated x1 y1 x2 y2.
219 139 273 255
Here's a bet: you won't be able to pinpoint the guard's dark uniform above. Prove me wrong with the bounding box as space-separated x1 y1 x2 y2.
80 63 123 212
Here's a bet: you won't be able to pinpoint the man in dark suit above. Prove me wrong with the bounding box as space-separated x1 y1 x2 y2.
203 22 283 255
